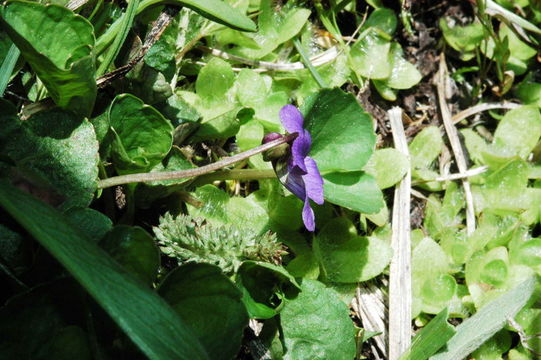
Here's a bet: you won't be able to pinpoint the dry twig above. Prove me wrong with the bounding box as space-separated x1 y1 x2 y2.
96 6 179 88
436 54 476 235
353 280 388 359
452 102 521 124
388 107 412 360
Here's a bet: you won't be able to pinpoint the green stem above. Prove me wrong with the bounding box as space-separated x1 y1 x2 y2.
96 0 140 76
97 133 296 189
293 39 327 89
95 0 173 55
190 169 276 187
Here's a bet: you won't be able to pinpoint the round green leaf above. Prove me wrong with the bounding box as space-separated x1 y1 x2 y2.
363 148 409 189
384 43 422 90
314 217 391 282
235 261 300 319
109 94 173 171
280 279 356 360
159 263 249 359
480 259 508 287
195 58 235 105
302 88 376 173
421 273 457 313
492 105 541 159
100 225 160 285
63 207 112 243
512 238 541 268
323 171 384 214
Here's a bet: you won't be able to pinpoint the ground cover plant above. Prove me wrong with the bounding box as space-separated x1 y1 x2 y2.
0 0 541 359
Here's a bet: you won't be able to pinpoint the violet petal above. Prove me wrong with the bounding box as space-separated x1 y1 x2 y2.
290 129 311 173
280 104 304 134
302 156 324 205
281 165 306 201
302 198 316 232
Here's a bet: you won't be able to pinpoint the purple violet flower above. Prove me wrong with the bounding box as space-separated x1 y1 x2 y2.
263 105 324 232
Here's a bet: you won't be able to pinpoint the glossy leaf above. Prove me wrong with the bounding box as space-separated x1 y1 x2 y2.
159 263 249 360
235 261 300 319
196 58 236 105
302 88 376 173
378 43 422 90
349 8 396 79
0 1 96 116
440 18 487 61
0 181 208 360
323 171 384 214
314 217 392 282
109 94 173 172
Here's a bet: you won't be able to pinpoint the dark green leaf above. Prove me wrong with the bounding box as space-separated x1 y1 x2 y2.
323 171 384 214
236 261 300 319
280 279 356 360
0 108 99 208
109 94 173 172
0 1 96 116
64 207 112 243
100 225 160 285
159 263 249 360
302 88 376 173
0 181 208 360
0 280 92 360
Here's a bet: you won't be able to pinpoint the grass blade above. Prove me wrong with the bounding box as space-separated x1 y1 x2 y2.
0 181 208 360
96 0 139 76
399 308 456 360
0 43 19 97
430 277 536 360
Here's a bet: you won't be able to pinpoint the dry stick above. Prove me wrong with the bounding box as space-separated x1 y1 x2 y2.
66 0 90 11
451 102 521 124
197 45 340 72
96 6 179 88
436 54 476 235
97 133 296 189
388 107 412 360
353 280 388 359
410 166 489 186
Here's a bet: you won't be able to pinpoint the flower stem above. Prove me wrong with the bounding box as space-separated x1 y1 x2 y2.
293 39 328 88
189 169 276 187
97 133 295 189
